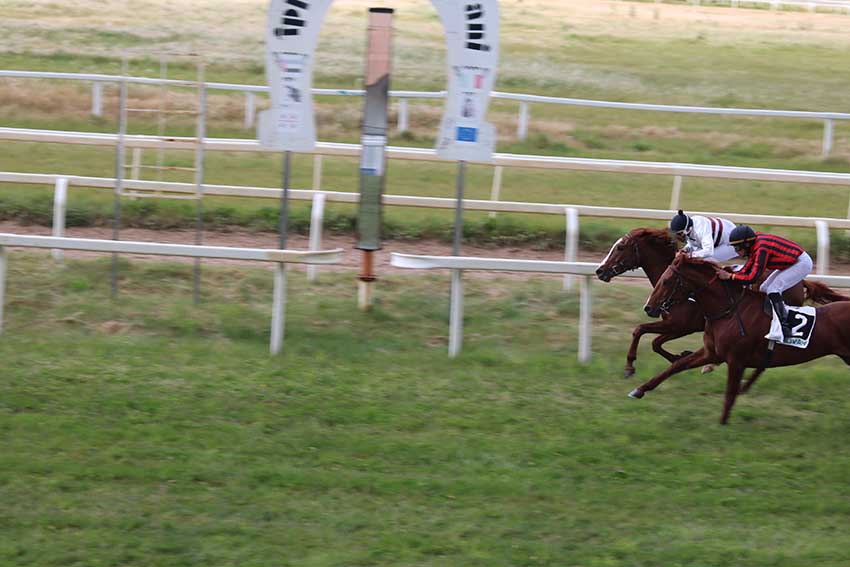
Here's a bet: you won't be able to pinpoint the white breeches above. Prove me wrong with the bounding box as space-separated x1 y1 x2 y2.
703 244 739 264
759 252 813 294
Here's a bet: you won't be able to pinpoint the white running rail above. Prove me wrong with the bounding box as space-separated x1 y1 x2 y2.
0 233 343 354
2 69 848 156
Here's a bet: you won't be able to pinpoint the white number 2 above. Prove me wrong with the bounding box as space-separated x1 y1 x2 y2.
791 314 810 338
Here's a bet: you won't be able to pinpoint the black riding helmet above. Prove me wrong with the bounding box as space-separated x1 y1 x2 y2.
669 210 692 235
729 225 757 251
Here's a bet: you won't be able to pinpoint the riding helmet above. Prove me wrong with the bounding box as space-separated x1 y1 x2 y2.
669 210 692 234
729 224 757 246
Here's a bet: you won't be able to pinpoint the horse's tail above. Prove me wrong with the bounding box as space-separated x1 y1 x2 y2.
804 280 850 305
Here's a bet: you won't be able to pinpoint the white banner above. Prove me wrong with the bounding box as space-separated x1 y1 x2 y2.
432 1 500 162
258 0 334 151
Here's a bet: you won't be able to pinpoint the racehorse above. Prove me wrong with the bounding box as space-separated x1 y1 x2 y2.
595 228 846 378
595 228 700 377
635 254 850 424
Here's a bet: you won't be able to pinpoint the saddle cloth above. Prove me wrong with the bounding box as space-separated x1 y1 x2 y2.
766 305 816 348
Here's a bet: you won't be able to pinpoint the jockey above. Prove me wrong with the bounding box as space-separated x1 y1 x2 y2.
669 210 738 263
717 225 813 340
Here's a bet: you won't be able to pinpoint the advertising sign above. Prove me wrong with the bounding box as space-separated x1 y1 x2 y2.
431 1 500 162
258 0 334 151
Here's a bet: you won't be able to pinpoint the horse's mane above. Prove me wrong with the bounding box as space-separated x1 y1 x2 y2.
679 256 719 270
677 255 758 294
628 228 677 253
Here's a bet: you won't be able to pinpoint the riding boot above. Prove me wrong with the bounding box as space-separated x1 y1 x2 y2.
768 292 792 340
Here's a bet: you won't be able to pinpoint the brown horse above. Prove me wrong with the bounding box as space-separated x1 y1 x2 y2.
635 254 850 424
596 228 700 377
595 228 846 378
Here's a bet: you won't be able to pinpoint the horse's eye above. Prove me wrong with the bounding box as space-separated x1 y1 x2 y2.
663 279 673 288
616 245 625 251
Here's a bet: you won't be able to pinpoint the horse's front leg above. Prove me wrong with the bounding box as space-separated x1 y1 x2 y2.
629 347 720 399
651 332 696 363
624 320 679 378
721 363 745 425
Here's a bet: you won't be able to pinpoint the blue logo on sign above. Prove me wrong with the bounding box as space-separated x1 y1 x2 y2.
456 127 478 142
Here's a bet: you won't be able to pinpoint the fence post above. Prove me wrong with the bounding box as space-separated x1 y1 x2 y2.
397 98 408 133
307 192 326 282
448 268 464 358
489 165 503 218
313 154 323 191
244 92 256 129
822 119 834 159
564 207 579 291
0 246 5 335
517 101 529 141
52 178 68 262
579 275 592 364
669 175 683 211
91 82 103 117
815 220 830 275
130 148 142 180
270 263 287 355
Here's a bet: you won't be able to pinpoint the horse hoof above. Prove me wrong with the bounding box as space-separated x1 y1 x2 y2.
628 389 644 399
701 364 716 375
624 368 635 379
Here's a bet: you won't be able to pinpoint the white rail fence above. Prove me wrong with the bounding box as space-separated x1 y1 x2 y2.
390 253 850 362
0 169 842 282
0 233 343 354
644 0 850 12
3 122 850 273
2 70 848 157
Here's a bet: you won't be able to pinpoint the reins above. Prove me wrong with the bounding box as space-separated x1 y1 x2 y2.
663 264 747 336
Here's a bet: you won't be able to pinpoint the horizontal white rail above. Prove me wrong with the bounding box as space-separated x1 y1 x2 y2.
391 252 850 287
0 233 343 263
3 170 849 231
3 127 850 188
3 70 848 121
391 253 644 276
661 0 850 11
2 69 846 151
390 252 850 363
0 234 344 354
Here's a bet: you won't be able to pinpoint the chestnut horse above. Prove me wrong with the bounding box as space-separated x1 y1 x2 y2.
595 228 846 378
596 228 699 377
636 254 850 424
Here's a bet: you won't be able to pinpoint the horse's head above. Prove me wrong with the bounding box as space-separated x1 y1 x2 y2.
596 235 639 282
596 228 676 283
643 254 720 318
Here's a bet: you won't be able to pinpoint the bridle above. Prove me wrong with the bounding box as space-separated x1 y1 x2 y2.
655 264 745 327
655 265 688 314
604 235 641 278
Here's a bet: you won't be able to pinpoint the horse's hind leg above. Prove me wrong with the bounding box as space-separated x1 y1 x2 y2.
740 367 766 394
721 363 745 425
629 347 720 399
